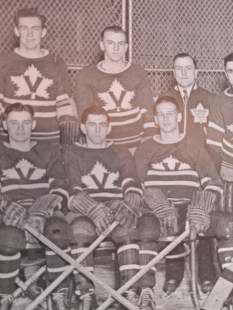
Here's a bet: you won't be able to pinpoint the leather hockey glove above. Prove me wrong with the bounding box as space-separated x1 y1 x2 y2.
143 188 178 235
187 189 216 237
220 162 233 182
69 192 114 234
2 201 28 228
113 193 142 229
60 121 79 146
26 194 62 244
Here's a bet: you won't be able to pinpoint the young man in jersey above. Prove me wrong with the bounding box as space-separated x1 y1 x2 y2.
0 103 71 310
161 53 220 293
135 96 233 296
207 52 233 183
64 105 164 310
75 26 155 154
0 8 78 145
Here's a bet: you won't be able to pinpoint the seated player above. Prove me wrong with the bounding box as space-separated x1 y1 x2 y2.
0 103 70 310
64 105 162 310
135 96 233 295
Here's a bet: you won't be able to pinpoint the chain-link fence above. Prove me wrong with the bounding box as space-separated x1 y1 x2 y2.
0 0 231 96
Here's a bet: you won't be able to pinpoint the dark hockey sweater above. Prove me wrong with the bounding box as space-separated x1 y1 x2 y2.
135 136 223 206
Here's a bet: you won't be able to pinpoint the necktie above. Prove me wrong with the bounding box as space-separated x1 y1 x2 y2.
183 89 188 105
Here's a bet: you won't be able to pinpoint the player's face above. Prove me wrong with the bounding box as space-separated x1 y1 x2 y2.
100 31 128 63
4 111 35 143
173 56 197 89
155 102 181 134
14 17 46 52
225 61 233 86
82 114 110 148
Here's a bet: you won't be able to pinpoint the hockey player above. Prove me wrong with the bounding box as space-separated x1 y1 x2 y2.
0 103 71 309
75 25 155 154
64 105 161 309
161 52 220 293
0 8 78 145
207 52 233 183
135 96 233 296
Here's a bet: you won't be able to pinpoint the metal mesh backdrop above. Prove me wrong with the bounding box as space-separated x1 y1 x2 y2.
0 0 232 96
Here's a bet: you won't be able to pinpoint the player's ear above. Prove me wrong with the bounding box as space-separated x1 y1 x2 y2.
80 124 87 135
14 27 20 37
154 116 158 125
99 40 104 52
177 112 182 123
107 123 112 134
32 120 36 130
41 28 47 38
2 120 7 131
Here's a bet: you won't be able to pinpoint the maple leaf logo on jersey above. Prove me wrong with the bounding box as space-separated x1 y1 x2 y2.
151 155 191 170
2 159 46 180
98 79 135 111
190 103 209 124
82 161 119 189
11 65 53 100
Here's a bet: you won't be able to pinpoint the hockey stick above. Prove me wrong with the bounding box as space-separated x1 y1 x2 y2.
97 226 190 310
24 221 139 310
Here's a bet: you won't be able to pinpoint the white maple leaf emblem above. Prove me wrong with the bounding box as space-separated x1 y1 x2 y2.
2 159 46 180
190 103 209 124
98 79 135 111
82 161 119 189
151 155 191 170
11 65 53 99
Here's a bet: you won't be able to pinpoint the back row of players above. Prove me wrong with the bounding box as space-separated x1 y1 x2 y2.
0 7 232 310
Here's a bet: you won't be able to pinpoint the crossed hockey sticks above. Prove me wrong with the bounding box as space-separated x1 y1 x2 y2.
23 221 141 310
97 226 190 310
23 221 190 310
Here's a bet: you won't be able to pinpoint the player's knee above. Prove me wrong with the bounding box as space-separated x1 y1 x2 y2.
0 226 26 255
69 215 97 246
44 215 71 249
137 212 161 241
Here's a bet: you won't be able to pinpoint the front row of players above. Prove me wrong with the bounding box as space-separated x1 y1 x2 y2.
0 99 233 310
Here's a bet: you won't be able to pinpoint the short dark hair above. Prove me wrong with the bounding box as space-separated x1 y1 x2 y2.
4 103 34 120
100 25 127 41
14 8 46 28
153 96 181 115
173 53 197 68
81 106 110 124
224 53 233 68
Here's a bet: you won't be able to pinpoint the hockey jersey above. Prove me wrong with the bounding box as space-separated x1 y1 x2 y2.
135 136 223 206
75 62 155 148
0 50 77 143
0 142 69 210
207 88 233 168
64 143 142 202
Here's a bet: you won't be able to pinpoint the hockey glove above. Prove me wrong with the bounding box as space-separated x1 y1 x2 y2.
143 188 178 235
69 192 113 233
187 189 216 237
60 121 79 146
113 193 142 229
3 201 28 228
220 162 233 182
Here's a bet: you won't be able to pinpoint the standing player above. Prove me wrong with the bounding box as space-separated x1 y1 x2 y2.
0 8 78 145
162 53 220 293
64 105 163 310
75 25 155 154
135 96 232 296
207 52 233 183
0 103 71 310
